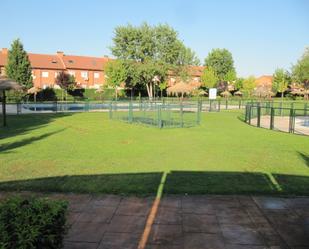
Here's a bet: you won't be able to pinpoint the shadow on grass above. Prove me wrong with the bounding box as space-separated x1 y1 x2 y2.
164 171 277 195
0 128 66 153
0 173 163 196
298 152 309 167
273 174 309 196
0 113 73 139
0 171 308 196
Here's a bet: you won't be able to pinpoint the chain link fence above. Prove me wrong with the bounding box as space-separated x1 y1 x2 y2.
109 101 202 128
245 102 309 135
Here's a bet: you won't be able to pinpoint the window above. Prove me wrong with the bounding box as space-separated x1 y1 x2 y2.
42 71 49 78
55 72 59 78
94 72 100 79
81 71 88 79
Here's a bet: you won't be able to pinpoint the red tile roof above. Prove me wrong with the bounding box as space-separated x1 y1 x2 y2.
28 53 65 70
61 55 110 71
0 49 111 71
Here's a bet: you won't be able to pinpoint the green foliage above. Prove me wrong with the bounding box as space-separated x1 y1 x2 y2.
201 67 218 88
224 70 237 83
242 76 256 96
110 23 199 98
104 60 127 88
204 48 236 81
55 72 76 91
0 196 67 249
111 23 184 64
177 46 200 66
272 68 291 97
292 47 309 91
5 39 33 89
234 78 244 90
292 47 309 82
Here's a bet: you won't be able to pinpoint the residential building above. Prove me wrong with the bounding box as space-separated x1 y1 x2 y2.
0 48 205 89
0 49 110 89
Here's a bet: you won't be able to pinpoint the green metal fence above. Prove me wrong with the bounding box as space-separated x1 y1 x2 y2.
245 103 309 136
109 100 202 128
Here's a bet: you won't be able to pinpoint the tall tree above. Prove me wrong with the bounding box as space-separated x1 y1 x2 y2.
204 48 236 81
104 60 127 100
201 67 218 89
272 68 291 100
5 39 32 89
241 76 256 97
110 23 198 99
292 47 309 100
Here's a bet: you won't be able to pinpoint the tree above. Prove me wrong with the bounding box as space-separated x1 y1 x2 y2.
5 39 32 89
201 67 218 89
234 77 244 90
110 23 198 99
177 45 200 66
242 76 256 97
204 48 236 81
292 47 309 100
55 72 76 101
104 60 127 100
272 68 291 100
159 81 168 98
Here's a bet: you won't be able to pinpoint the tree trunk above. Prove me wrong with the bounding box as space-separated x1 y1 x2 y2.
281 92 284 101
2 90 6 127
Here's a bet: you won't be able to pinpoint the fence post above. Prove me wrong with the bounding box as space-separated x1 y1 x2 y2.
218 100 221 112
54 101 57 113
128 101 133 123
197 100 201 125
109 102 112 119
17 102 21 114
157 105 162 128
289 108 295 133
239 99 241 109
248 105 252 125
225 99 228 110
257 105 261 127
180 102 184 127
270 107 274 130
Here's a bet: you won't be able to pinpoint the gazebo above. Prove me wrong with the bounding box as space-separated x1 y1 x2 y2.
167 82 194 98
0 76 23 126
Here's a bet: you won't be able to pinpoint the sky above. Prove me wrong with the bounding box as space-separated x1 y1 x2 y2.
1 0 308 77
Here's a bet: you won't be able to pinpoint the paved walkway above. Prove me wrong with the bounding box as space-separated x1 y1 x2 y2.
1 193 309 249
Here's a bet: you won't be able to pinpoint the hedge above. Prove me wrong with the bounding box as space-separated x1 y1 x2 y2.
0 196 68 249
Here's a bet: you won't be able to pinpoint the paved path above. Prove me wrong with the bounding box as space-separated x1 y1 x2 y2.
1 192 309 249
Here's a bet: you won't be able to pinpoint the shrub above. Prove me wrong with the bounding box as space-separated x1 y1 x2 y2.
0 196 68 249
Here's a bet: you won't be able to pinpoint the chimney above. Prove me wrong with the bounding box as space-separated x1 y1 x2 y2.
1 48 8 54
56 51 64 57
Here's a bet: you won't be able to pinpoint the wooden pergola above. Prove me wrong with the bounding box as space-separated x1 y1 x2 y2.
0 76 23 127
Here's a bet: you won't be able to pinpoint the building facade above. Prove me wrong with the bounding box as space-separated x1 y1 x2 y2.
0 49 110 89
0 48 205 89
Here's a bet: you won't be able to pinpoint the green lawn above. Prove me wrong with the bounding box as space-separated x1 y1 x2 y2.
0 110 308 195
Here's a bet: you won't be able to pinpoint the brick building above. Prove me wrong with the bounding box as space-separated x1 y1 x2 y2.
0 48 204 89
0 48 110 89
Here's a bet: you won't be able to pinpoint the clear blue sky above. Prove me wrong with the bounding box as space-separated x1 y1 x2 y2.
1 0 308 77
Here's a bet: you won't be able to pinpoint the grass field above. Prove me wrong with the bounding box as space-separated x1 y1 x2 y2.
0 110 308 195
